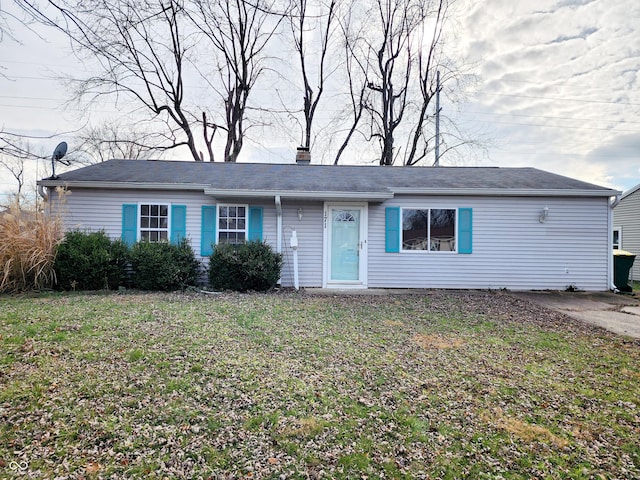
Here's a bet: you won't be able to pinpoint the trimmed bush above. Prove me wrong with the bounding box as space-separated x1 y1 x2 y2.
129 238 200 291
208 240 282 292
55 230 129 290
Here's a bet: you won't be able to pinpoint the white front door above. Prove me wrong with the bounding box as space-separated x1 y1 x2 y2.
324 204 367 288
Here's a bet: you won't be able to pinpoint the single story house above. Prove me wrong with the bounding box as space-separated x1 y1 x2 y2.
38 158 621 291
613 183 640 281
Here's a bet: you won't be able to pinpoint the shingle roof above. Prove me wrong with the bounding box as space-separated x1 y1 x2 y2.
39 159 618 198
620 183 640 200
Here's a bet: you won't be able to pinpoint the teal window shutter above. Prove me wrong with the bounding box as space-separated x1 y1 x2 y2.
122 204 137 246
385 207 400 253
248 207 263 241
201 206 216 256
171 205 187 244
458 208 473 254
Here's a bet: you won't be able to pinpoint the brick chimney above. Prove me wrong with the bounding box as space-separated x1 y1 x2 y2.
296 146 311 165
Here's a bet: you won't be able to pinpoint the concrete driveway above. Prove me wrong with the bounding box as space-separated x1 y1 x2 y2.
511 291 640 339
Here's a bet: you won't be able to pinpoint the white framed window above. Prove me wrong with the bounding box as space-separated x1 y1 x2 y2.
218 204 247 244
401 208 456 252
613 227 622 250
140 203 170 242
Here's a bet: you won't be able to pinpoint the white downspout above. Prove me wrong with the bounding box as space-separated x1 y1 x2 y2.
275 195 282 254
37 184 48 202
609 195 621 292
290 230 299 290
275 195 283 287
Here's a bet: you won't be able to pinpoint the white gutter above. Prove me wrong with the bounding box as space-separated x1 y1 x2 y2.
37 184 48 201
205 188 393 201
610 194 622 209
37 180 394 201
275 195 282 254
37 180 619 200
37 180 210 191
609 194 621 292
391 187 622 198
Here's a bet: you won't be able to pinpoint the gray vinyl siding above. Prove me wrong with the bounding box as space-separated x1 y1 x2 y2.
50 188 323 288
50 189 611 291
278 200 324 288
368 196 610 291
52 189 212 252
614 190 640 281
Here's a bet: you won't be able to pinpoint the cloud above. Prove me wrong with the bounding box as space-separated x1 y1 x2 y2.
452 0 640 190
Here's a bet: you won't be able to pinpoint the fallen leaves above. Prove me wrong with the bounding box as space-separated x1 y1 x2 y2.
412 333 464 349
0 291 638 479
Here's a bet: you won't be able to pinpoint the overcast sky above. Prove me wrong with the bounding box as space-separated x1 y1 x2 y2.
1 0 639 203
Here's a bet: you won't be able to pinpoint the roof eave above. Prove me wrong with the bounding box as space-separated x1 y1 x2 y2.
38 180 209 191
391 187 621 197
204 188 394 201
37 180 620 199
621 183 640 200
36 180 394 201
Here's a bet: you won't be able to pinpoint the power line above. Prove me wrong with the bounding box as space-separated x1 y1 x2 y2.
477 91 640 107
459 110 640 126
0 94 63 101
469 119 639 133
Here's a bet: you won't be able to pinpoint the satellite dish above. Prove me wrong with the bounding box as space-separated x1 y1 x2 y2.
53 141 68 161
51 141 69 179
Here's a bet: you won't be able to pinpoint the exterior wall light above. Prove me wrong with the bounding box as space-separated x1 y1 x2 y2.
539 206 549 223
297 208 304 221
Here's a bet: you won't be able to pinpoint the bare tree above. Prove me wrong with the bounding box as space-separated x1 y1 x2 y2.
332 4 370 165
191 0 285 162
73 122 163 163
288 0 337 150
339 0 454 166
21 0 213 161
0 155 26 199
0 130 35 160
0 135 44 205
16 0 469 167
0 1 27 78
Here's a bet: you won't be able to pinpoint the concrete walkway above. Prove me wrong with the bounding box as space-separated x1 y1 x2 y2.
510 291 640 339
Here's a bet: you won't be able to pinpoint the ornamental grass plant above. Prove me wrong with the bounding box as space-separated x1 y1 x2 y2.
0 197 63 293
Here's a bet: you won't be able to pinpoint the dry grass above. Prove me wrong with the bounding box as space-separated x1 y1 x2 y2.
278 417 325 439
479 407 571 449
493 411 570 449
0 194 64 292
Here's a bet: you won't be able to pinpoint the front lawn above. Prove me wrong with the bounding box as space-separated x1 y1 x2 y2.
1 291 639 479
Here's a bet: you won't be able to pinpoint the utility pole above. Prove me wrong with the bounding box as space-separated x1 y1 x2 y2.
433 70 441 167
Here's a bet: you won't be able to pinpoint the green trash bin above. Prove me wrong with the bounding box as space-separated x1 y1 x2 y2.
613 249 636 293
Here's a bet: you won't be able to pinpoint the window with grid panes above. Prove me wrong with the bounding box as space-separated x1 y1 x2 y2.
218 205 247 244
140 204 169 242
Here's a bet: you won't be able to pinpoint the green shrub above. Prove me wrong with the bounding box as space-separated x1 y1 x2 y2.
129 238 200 291
208 240 282 292
55 231 129 290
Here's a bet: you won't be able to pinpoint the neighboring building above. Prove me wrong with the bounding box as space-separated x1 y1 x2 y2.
613 183 640 281
38 159 620 291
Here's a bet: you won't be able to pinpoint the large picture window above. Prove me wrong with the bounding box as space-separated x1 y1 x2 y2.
402 208 456 252
140 204 169 242
218 205 247 244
